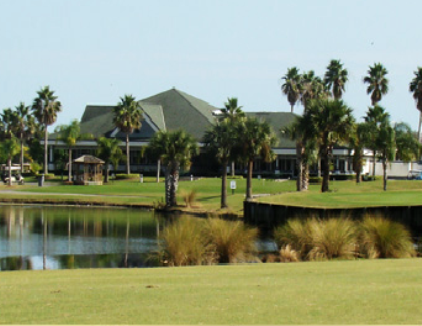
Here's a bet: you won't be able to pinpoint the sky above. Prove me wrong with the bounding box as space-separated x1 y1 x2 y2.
1 0 422 130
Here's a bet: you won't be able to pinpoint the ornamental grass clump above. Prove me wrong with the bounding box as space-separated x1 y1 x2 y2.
160 216 212 266
203 217 259 263
358 215 416 259
306 218 358 261
279 244 300 262
274 218 313 260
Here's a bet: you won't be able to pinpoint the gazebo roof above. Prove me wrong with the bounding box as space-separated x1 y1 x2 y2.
73 155 105 164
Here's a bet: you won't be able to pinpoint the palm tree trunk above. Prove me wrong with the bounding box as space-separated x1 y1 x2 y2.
383 159 387 191
221 159 228 208
291 104 294 113
166 162 179 207
418 111 422 143
301 163 309 190
321 149 330 193
246 160 253 201
126 134 130 174
156 159 160 183
372 151 376 179
20 136 24 174
296 142 303 191
68 147 72 181
7 157 12 187
104 161 109 183
44 125 48 174
231 161 235 177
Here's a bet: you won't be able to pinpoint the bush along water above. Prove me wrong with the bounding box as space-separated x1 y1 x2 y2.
274 215 416 261
159 216 259 266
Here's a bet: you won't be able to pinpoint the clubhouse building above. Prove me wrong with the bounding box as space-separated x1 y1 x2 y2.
48 88 364 177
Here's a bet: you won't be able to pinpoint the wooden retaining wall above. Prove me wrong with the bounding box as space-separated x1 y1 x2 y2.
244 201 422 235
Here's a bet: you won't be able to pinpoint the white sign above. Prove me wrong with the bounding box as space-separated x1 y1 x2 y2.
230 181 236 190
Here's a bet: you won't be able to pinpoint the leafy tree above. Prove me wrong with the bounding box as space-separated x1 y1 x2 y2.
147 130 199 207
323 59 348 99
203 119 240 208
364 105 390 178
11 103 36 173
96 137 123 183
363 63 389 105
55 120 93 181
0 137 20 186
409 67 422 142
304 99 355 192
281 67 302 113
394 122 421 162
235 118 277 200
113 95 143 174
31 86 62 174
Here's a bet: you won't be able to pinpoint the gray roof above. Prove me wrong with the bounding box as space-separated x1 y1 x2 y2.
245 111 298 148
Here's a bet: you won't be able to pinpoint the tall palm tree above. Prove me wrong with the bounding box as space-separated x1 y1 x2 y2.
304 98 355 192
31 86 62 174
113 95 143 174
96 137 123 183
323 59 348 99
409 67 422 142
349 122 371 183
300 71 326 109
11 103 36 173
0 108 15 139
219 97 245 176
281 67 302 113
55 120 93 181
376 119 395 191
394 122 421 162
203 119 239 208
235 118 277 200
363 63 389 105
0 137 20 186
364 105 390 178
147 129 198 207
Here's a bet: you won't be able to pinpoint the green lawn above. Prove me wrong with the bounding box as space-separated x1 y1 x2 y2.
2 177 422 212
1 259 421 324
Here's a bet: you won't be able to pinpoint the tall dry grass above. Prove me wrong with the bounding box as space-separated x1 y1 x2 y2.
202 218 259 263
359 215 416 259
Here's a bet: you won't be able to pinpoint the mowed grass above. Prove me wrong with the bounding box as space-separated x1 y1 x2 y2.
1 259 421 324
2 177 422 211
259 179 422 208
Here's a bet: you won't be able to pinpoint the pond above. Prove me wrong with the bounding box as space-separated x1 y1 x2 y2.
0 205 276 271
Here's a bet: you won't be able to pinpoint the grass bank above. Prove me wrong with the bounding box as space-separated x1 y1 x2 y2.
1 259 421 324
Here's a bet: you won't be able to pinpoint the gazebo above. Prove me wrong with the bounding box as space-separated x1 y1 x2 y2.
72 155 104 185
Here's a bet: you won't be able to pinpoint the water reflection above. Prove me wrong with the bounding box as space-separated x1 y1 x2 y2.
0 205 162 271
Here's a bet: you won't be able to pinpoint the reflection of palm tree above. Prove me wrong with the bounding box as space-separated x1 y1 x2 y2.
125 217 130 268
43 210 47 270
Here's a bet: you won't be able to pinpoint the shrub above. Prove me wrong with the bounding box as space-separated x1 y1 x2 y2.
203 217 258 263
309 177 322 184
160 217 213 266
30 162 42 175
358 215 416 259
35 173 55 180
115 173 140 180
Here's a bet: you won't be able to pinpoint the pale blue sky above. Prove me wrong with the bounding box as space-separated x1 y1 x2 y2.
1 0 422 130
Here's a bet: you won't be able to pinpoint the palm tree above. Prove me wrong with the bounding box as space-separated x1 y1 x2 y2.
11 103 36 173
409 67 422 142
235 118 277 200
323 59 348 99
113 95 143 174
219 97 245 176
364 105 390 178
55 120 93 181
0 137 20 186
283 114 317 191
0 108 14 139
349 122 371 183
304 99 355 192
31 86 62 174
281 67 302 113
147 130 198 207
300 71 326 108
363 63 389 105
203 119 239 208
376 119 395 191
96 137 123 183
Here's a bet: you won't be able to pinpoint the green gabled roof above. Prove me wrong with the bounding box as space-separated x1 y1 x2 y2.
138 102 166 131
141 88 218 139
79 105 116 138
245 111 298 148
